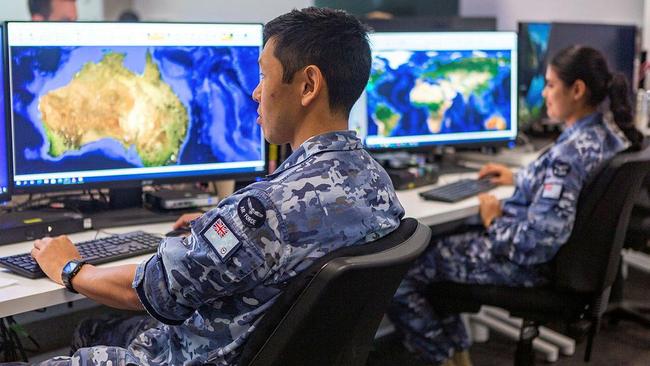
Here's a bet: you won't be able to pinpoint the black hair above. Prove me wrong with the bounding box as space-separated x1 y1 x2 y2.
263 7 371 115
118 10 140 22
28 0 52 18
550 45 643 150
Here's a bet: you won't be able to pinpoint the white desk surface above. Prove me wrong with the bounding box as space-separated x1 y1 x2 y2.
0 222 173 318
0 172 514 318
396 172 514 227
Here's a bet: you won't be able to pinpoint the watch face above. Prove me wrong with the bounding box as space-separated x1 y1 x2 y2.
63 261 78 273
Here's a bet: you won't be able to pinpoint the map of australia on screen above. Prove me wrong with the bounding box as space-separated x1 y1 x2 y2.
39 51 188 167
11 45 261 175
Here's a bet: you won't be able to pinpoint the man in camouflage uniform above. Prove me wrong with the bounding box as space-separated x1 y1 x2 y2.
20 7 404 366
387 112 628 365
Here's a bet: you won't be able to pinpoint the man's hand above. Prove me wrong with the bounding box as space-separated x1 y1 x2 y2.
173 212 203 230
478 193 502 228
31 236 82 285
478 163 514 186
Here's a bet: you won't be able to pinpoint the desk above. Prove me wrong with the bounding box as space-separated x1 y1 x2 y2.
397 172 514 227
0 172 515 318
0 223 172 318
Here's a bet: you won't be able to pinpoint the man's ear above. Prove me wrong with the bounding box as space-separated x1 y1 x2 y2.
32 14 46 21
299 65 324 108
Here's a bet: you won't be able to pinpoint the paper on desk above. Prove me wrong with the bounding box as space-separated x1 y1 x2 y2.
0 278 17 288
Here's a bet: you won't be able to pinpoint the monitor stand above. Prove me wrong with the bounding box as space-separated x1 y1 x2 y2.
16 187 207 230
372 151 441 190
109 187 143 210
90 206 187 230
435 154 478 175
372 149 481 190
90 187 209 229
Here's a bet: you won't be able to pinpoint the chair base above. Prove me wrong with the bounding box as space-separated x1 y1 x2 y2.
469 313 560 363
605 301 650 328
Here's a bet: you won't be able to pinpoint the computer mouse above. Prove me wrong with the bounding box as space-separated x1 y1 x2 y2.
165 227 192 237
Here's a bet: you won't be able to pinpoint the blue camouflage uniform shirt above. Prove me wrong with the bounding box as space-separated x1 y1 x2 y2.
488 112 628 267
130 130 404 365
387 112 629 365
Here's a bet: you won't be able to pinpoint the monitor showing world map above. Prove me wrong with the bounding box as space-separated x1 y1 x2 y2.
7 22 265 191
350 31 518 149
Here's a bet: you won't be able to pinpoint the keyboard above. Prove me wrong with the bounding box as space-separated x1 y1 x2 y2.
0 231 162 279
419 178 496 203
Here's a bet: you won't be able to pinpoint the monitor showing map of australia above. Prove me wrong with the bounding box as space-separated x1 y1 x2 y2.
351 32 518 149
7 22 265 190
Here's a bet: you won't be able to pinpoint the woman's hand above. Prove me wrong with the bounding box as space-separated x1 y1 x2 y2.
478 163 514 186
478 193 502 228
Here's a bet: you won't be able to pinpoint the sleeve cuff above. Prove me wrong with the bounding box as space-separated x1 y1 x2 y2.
133 255 191 326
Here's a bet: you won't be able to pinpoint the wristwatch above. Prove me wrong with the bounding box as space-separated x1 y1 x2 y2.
61 259 87 293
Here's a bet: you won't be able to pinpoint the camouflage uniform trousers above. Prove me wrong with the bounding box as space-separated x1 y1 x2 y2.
387 226 548 365
4 314 159 366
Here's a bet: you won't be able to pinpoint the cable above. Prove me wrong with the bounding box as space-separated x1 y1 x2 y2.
516 132 537 153
93 229 120 240
97 189 109 204
0 316 39 362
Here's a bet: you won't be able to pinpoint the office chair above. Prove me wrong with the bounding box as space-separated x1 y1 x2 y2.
236 218 431 366
425 143 650 366
606 173 650 328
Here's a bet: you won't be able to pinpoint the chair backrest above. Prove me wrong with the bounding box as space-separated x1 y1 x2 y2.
552 143 650 294
237 218 431 366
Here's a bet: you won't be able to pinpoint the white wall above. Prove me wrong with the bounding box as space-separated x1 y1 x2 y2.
0 0 104 21
645 0 650 51
0 0 31 20
0 1 644 28
461 0 644 31
132 0 312 23
76 0 104 20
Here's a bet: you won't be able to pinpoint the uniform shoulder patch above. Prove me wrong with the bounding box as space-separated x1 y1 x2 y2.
238 196 267 228
551 160 571 177
200 215 242 262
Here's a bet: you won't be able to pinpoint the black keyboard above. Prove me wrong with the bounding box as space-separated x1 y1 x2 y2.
419 178 496 203
0 231 162 279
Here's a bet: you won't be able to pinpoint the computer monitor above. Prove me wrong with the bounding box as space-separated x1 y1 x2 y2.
0 24 12 203
363 16 497 33
7 21 264 193
518 22 637 133
350 31 518 150
315 0 459 17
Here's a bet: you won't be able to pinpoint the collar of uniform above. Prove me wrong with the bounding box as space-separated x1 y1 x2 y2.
556 112 602 144
267 130 363 178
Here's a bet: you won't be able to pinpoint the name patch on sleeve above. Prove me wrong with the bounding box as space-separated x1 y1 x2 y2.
201 216 241 262
542 183 563 200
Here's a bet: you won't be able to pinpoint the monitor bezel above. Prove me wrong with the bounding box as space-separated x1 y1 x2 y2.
361 30 518 153
364 136 514 153
1 23 13 203
6 20 267 194
362 16 497 33
516 21 639 136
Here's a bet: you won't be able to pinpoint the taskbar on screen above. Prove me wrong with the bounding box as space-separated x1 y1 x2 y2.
14 166 265 189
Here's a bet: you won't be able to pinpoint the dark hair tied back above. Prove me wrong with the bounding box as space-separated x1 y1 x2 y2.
551 45 643 150
608 72 643 149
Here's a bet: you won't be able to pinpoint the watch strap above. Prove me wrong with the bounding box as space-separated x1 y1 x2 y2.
62 260 87 293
